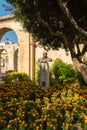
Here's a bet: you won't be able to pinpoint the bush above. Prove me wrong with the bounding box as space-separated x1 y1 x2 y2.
51 58 77 85
35 62 40 84
2 72 30 83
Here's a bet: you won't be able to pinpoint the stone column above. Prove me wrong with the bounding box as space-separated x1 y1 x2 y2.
29 35 35 81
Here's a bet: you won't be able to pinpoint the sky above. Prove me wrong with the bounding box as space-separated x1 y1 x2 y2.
0 0 18 43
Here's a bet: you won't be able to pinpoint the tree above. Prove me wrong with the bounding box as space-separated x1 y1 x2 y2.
6 0 87 84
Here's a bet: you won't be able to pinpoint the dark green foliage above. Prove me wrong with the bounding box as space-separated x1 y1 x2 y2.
6 0 87 52
51 59 77 85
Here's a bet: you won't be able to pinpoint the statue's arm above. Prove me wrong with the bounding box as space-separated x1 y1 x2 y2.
48 58 52 62
38 57 52 63
38 58 47 63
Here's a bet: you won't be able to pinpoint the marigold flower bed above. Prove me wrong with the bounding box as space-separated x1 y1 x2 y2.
0 81 87 130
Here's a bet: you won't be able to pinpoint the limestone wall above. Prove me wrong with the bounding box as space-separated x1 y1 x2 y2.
36 47 72 66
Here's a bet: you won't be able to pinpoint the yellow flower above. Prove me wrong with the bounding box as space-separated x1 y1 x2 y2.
84 119 87 123
66 123 69 130
53 126 56 130
21 120 25 125
7 125 11 128
84 115 87 123
36 126 39 130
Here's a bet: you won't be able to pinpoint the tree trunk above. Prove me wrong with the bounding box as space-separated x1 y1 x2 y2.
68 42 87 84
72 58 87 84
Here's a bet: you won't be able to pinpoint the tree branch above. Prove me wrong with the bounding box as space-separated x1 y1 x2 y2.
57 0 87 37
81 43 87 56
34 2 63 38
35 2 71 48
38 14 70 46
38 15 63 37
73 36 81 56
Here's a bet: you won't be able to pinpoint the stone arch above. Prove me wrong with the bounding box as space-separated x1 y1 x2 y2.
0 14 35 79
0 15 24 42
1 29 18 43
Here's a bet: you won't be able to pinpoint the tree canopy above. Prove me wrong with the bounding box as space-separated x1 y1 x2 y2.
6 0 87 54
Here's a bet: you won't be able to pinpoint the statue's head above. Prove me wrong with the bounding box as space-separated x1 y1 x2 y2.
43 52 47 58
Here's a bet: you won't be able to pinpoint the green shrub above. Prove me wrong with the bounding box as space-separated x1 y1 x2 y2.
51 58 77 85
2 72 30 83
35 62 40 83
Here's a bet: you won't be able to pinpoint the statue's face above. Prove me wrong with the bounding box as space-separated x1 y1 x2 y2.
43 52 47 58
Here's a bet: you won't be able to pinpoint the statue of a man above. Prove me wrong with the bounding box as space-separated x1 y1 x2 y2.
38 52 52 88
38 52 52 63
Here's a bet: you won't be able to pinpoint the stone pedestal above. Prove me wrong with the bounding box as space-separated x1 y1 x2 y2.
40 62 49 88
